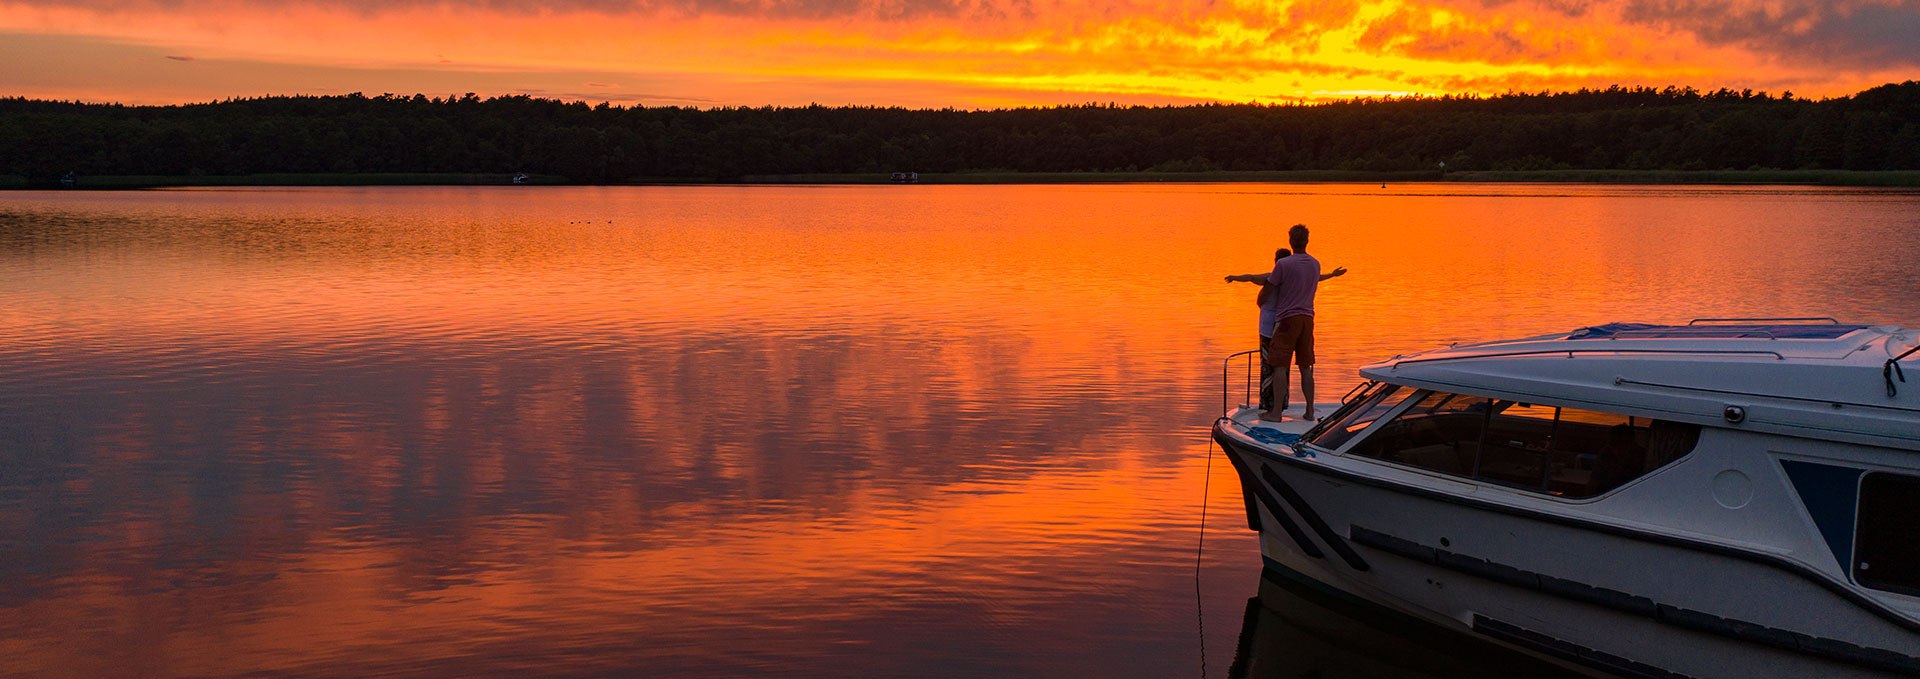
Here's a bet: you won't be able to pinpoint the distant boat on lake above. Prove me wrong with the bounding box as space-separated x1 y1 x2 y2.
889 171 919 183
511 173 530 185
1213 319 1920 678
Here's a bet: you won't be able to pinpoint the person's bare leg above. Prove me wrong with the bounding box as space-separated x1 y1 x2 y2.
1300 366 1316 420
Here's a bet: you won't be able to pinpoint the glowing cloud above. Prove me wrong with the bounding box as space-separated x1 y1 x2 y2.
0 0 1913 106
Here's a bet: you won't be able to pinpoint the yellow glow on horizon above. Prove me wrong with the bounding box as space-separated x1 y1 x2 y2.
0 0 1910 107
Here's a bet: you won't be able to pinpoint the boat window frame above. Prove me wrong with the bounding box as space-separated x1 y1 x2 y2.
1853 471 1920 598
1298 380 1387 443
1327 387 1704 503
1335 389 1494 476
1473 400 1567 492
1303 385 1431 456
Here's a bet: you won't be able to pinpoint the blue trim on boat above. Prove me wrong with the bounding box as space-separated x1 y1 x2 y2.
1244 426 1301 446
1568 322 1867 340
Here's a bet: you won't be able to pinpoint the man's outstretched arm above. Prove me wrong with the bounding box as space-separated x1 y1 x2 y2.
1318 266 1349 282
1224 273 1272 284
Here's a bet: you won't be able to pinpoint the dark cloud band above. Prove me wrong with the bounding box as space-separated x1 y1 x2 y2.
39 0 1036 21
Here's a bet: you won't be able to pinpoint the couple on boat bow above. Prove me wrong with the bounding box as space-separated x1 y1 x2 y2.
1225 224 1347 421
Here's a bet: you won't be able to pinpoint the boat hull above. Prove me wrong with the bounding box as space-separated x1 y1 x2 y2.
1214 422 1920 679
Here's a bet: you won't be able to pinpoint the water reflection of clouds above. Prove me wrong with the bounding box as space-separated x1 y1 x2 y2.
0 315 1222 616
3 185 1920 676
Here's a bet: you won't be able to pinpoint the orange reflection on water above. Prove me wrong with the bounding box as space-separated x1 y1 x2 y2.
0 446 1244 676
1 184 1918 676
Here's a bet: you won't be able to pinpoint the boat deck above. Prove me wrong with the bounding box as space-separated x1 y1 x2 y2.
1225 402 1342 438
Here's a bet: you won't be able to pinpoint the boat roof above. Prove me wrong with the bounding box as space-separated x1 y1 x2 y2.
1567 321 1870 340
1357 321 1920 450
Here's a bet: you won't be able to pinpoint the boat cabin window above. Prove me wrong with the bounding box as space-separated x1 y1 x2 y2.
1348 391 1490 477
1346 389 1701 497
1304 385 1416 451
1475 401 1563 488
1855 472 1920 597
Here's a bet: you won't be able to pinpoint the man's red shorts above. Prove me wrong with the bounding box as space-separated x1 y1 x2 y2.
1268 315 1315 367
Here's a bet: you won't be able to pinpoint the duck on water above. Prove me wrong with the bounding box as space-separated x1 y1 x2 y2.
1212 319 1920 678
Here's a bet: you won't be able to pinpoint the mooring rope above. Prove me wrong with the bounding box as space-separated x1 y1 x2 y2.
1195 436 1217 679
1886 340 1916 396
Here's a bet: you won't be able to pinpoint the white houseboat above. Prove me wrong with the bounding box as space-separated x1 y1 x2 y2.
1213 320 1920 678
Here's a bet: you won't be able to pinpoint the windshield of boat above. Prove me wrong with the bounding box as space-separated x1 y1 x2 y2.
1304 384 1416 451
1298 381 1385 442
1345 389 1703 498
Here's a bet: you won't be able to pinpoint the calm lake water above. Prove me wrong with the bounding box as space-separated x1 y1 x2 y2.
3 184 1919 678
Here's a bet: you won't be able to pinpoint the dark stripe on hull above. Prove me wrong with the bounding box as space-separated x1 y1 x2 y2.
1220 443 1323 559
1259 464 1371 572
1210 420 1920 636
1352 527 1920 675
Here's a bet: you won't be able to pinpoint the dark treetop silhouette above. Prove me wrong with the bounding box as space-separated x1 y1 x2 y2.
3 82 1918 183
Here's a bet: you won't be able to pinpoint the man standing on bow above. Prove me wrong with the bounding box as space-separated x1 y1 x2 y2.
1263 224 1342 421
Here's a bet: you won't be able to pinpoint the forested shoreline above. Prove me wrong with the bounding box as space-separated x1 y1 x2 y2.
3 82 1918 184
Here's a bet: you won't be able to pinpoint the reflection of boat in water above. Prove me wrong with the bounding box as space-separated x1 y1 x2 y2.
1231 567 1565 678
1213 320 1920 678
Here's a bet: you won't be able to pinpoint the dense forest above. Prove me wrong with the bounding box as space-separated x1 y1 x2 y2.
3 82 1918 182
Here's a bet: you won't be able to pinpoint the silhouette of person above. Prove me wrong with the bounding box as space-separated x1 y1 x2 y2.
1263 224 1344 420
1226 248 1289 411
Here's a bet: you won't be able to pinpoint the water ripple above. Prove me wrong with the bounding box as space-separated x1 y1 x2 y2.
1 185 1918 677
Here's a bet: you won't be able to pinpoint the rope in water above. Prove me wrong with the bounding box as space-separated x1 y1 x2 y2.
1195 436 1217 679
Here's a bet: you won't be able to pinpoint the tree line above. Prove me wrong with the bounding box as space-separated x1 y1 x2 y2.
2 82 1917 182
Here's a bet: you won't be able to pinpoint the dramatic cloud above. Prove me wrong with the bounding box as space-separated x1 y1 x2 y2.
0 0 1913 105
1621 0 1920 67
1358 7 1592 64
12 0 1039 20
1425 0 1920 67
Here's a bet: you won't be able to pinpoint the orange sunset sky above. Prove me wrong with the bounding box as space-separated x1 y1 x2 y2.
1 0 1916 107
